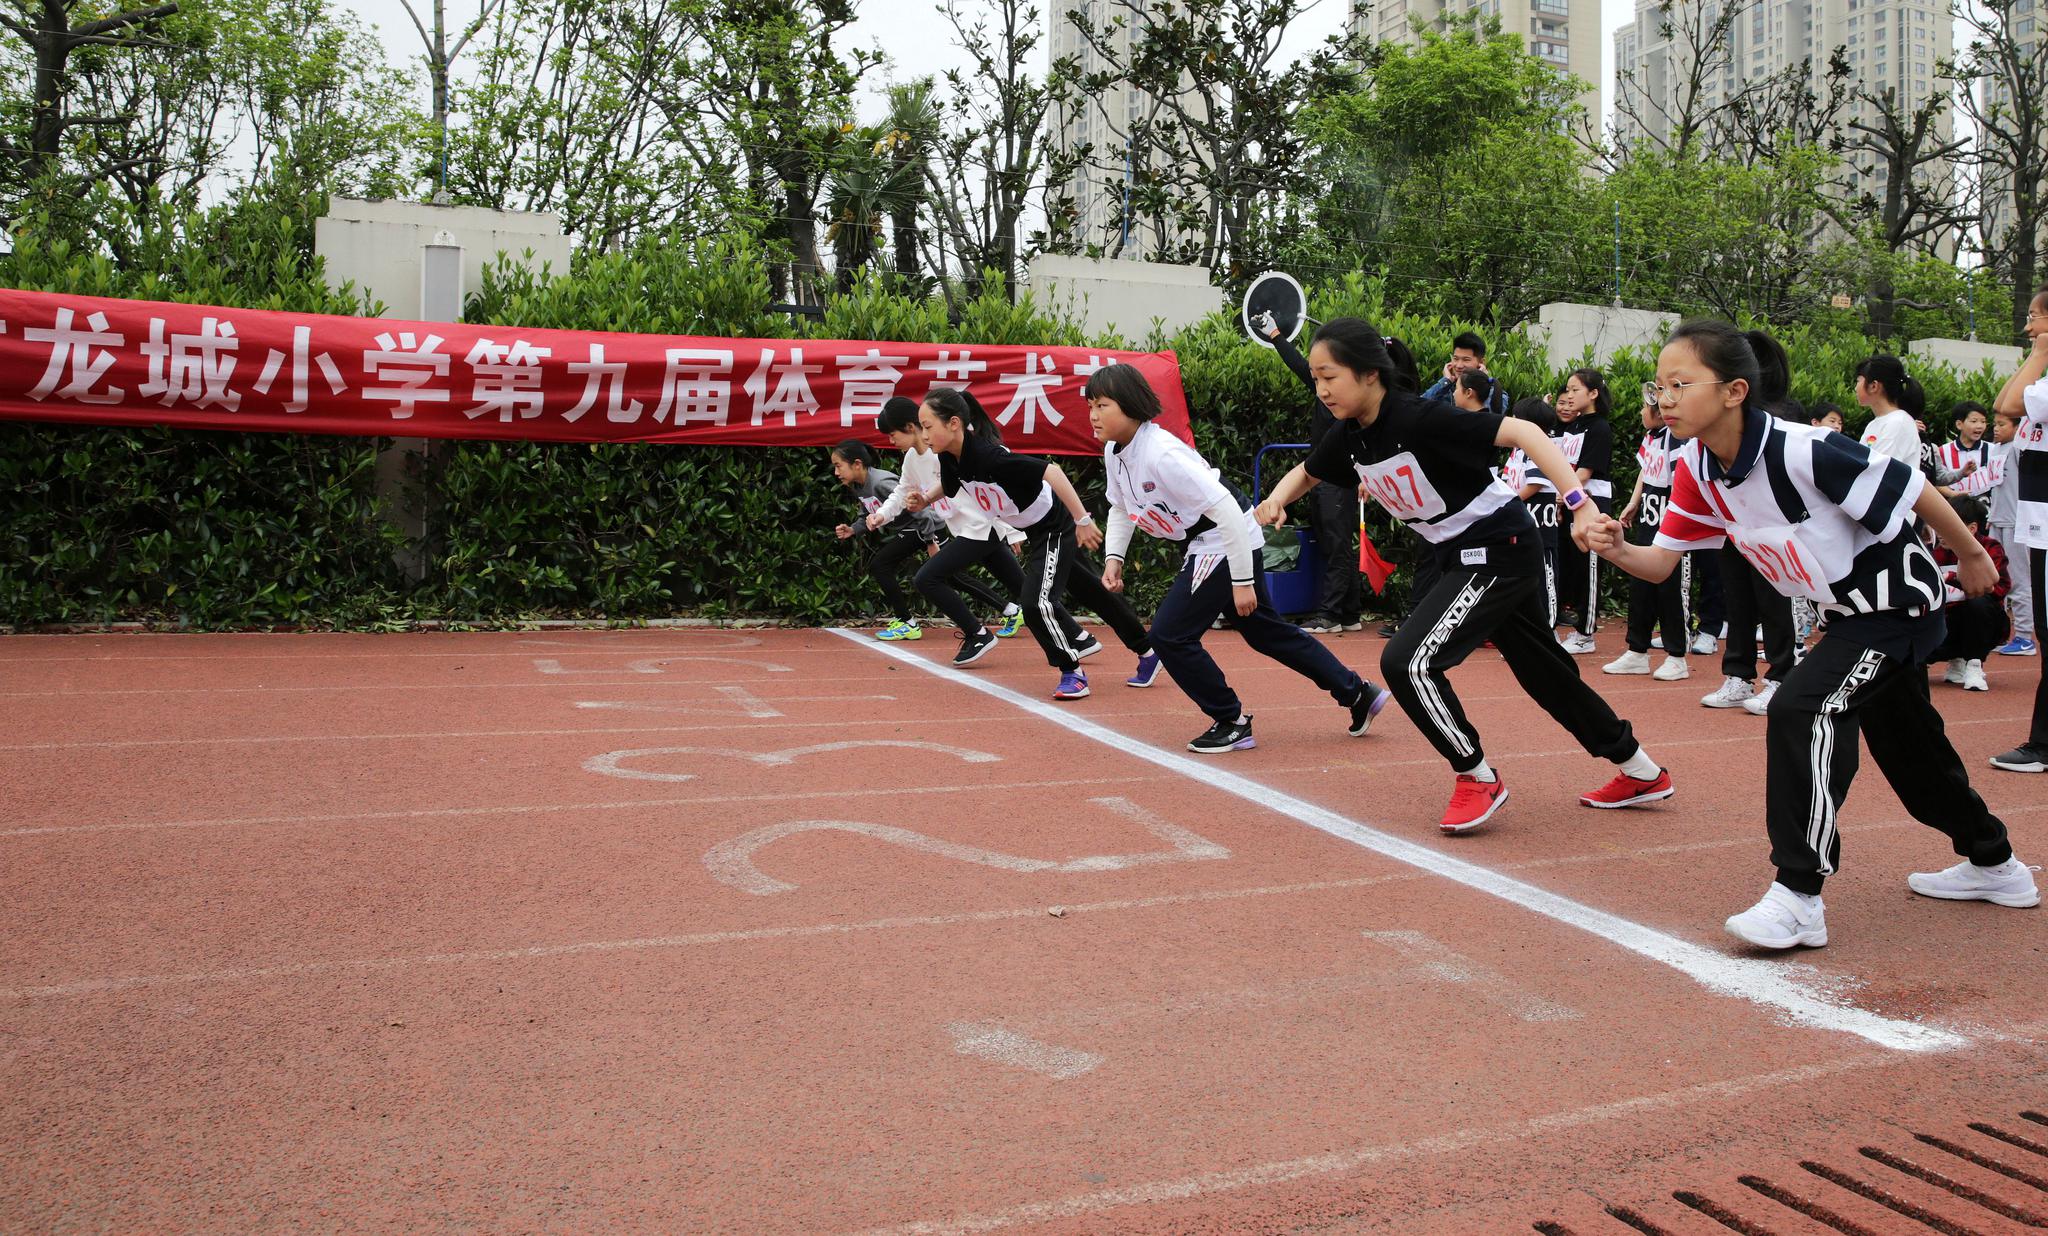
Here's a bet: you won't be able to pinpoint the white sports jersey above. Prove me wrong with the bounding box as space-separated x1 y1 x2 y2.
876 444 1020 541
1551 416 1614 499
1103 422 1257 560
1859 409 1920 468
1634 426 1677 530
1656 410 1940 622
2018 376 2048 549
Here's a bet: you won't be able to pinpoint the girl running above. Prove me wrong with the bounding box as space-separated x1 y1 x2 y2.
832 439 937 641
1604 389 1692 681
1552 369 1615 653
1256 318 1672 834
1586 318 2032 949
1085 362 1394 753
870 397 1025 665
921 386 1159 700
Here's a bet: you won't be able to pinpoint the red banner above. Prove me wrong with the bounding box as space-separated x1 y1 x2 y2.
0 288 1190 455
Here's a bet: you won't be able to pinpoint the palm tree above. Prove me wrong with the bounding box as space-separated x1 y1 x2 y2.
823 119 926 290
881 80 940 282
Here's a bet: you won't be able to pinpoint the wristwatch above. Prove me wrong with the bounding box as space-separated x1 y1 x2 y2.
1561 488 1588 511
1075 513 1095 527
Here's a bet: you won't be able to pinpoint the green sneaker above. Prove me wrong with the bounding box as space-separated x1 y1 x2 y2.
877 621 922 641
995 612 1023 638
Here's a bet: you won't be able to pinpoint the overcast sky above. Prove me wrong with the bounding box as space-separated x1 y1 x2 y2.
347 0 1633 129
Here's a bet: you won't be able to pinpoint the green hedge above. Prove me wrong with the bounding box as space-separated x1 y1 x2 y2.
0 230 2014 630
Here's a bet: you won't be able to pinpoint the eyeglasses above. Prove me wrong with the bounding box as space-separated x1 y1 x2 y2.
1642 379 1729 406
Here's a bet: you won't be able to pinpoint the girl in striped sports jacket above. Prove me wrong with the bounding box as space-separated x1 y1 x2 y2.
1587 319 2036 951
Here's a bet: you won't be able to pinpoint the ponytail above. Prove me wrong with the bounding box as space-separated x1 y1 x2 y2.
923 386 1003 446
1742 329 1802 420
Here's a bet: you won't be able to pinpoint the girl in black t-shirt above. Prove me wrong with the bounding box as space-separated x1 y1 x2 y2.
1256 318 1671 835
1552 368 1615 651
922 387 1157 701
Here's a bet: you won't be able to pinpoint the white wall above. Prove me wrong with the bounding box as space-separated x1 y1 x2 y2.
314 198 572 320
1906 336 2024 381
1025 254 1221 345
1523 301 1678 371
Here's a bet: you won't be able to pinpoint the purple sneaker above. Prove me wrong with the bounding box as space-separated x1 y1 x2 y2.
1126 652 1162 687
1053 670 1090 700
1348 683 1393 736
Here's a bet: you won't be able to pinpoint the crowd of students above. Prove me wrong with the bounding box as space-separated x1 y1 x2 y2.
831 293 2048 951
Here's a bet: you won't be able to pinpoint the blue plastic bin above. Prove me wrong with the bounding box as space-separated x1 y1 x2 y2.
1252 443 1321 616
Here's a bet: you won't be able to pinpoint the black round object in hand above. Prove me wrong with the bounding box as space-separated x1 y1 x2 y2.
1242 271 1307 349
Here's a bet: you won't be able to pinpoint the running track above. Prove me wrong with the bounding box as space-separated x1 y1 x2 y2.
3 627 2046 1234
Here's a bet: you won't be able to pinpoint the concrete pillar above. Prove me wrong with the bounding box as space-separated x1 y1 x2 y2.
315 200 571 582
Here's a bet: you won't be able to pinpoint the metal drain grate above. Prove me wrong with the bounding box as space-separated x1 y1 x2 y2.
1531 1108 2048 1234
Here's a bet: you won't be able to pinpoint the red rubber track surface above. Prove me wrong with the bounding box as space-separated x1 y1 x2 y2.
2 626 2044 1234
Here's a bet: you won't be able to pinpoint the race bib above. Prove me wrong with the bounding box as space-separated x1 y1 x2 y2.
1730 523 1833 603
1638 490 1668 529
1355 451 1448 522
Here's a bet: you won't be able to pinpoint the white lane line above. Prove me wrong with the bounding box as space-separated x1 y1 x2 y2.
946 1023 1102 1080
0 873 1420 1000
0 776 1168 839
830 628 1966 1054
848 1057 1887 1236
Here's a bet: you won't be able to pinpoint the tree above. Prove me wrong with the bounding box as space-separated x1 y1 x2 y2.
1612 0 1758 161
396 0 507 200
1286 21 1604 325
1841 84 1969 341
1946 0 2048 338
1710 48 1855 170
1 0 181 218
443 0 720 250
696 0 880 304
920 0 1071 300
1062 0 1369 276
3 0 415 257
880 79 939 283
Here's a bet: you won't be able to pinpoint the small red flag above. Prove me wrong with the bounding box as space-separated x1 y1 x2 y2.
1359 522 1397 594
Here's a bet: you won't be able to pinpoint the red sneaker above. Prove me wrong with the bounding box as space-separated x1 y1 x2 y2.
1580 768 1674 809
1440 774 1508 833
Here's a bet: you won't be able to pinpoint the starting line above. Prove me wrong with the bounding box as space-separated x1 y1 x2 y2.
830 627 1966 1054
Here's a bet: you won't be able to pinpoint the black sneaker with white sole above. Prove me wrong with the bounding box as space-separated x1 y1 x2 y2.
952 628 998 666
1990 744 2048 773
1072 636 1104 660
1187 716 1256 754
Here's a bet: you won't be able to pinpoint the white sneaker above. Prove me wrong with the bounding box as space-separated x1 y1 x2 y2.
1701 676 1756 708
1742 679 1779 715
1944 657 1967 685
1690 632 1719 656
1906 857 2041 907
1603 650 1652 675
1725 883 1828 949
1560 632 1597 655
1962 660 1989 692
1653 656 1691 681
1651 636 1665 650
